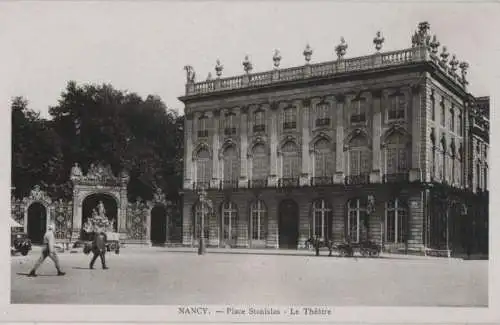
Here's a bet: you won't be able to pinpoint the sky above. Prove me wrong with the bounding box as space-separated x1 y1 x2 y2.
1 1 499 118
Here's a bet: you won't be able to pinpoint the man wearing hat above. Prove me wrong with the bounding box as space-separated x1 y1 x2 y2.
28 223 65 277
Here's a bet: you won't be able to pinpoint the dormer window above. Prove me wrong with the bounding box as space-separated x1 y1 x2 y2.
388 93 406 121
350 98 366 124
315 101 330 127
253 109 265 133
224 111 237 136
197 115 209 138
283 106 297 130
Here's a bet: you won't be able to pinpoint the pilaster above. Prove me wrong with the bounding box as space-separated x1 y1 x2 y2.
335 95 345 181
211 110 220 185
371 90 382 173
268 102 279 180
300 99 310 178
184 113 194 189
239 106 249 188
411 85 423 181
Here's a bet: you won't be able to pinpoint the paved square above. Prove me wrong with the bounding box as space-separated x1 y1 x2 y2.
11 247 488 306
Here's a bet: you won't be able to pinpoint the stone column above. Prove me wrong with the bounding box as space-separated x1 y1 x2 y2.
268 102 279 187
210 110 220 189
239 106 249 188
71 189 81 241
371 90 382 183
334 95 345 184
410 86 423 182
184 113 194 189
118 187 128 240
300 99 311 186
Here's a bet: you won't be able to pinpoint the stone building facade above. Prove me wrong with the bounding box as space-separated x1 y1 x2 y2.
179 22 489 255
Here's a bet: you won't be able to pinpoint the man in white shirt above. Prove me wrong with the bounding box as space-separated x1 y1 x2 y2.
28 224 65 277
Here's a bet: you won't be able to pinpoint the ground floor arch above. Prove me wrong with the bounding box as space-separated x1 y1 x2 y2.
278 199 299 249
150 205 168 245
27 202 47 244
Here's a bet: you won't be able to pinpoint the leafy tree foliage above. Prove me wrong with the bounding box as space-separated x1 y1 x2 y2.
12 81 184 203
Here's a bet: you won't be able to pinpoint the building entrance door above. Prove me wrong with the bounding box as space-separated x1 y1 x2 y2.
278 199 299 249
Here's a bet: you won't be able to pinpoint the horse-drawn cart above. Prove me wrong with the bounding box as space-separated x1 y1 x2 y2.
305 237 381 257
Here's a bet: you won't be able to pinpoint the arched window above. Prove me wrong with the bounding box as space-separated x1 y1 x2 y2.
347 199 366 243
252 144 268 181
223 146 239 183
193 202 209 240
440 141 446 181
384 132 408 178
385 198 408 243
476 162 481 189
281 141 301 178
484 164 488 190
312 199 332 239
313 139 334 178
250 200 267 240
196 148 212 187
221 201 238 242
348 135 370 177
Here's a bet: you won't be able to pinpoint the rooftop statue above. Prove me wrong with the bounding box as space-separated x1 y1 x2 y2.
184 65 196 83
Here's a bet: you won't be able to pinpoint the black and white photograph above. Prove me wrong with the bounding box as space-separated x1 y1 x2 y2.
1 1 498 324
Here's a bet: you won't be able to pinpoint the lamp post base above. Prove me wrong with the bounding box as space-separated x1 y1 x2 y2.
198 237 206 255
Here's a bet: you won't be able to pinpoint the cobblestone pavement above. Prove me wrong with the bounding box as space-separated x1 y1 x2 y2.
11 246 488 306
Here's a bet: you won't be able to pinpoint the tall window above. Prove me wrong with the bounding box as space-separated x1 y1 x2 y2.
194 202 209 240
384 132 408 175
458 113 463 136
313 200 332 239
476 162 481 189
250 200 267 240
196 148 212 186
253 110 265 132
385 199 407 243
251 144 269 180
281 141 301 178
198 115 209 138
313 139 334 177
350 98 367 123
484 165 488 190
315 102 330 127
348 135 370 176
223 146 239 182
221 201 238 241
440 99 446 127
388 94 406 120
449 107 455 133
440 141 446 181
224 112 237 136
283 106 297 129
431 91 436 121
347 199 365 243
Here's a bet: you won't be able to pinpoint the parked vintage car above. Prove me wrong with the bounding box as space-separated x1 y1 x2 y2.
11 228 32 256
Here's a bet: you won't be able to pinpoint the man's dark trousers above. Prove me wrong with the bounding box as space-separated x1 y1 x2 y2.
90 232 108 269
90 249 106 269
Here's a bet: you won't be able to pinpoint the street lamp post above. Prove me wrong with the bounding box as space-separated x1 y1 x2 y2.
197 188 210 255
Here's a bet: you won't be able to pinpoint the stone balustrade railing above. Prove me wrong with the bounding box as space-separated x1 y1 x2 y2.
185 46 466 97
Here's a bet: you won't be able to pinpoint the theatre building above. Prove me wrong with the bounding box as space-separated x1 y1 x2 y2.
178 22 489 255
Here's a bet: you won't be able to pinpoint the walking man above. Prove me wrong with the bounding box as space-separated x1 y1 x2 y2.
90 231 108 270
28 224 65 277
